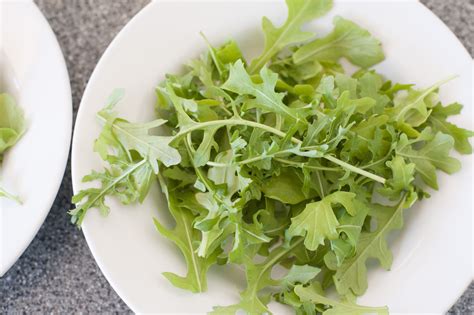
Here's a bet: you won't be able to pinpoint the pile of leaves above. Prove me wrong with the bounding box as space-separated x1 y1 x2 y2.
71 0 473 313
0 93 25 202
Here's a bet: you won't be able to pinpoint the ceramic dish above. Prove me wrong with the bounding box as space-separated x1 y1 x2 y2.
72 0 472 313
0 0 72 276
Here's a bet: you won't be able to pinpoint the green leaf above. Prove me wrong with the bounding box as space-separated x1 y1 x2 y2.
352 115 389 139
70 159 153 226
282 264 321 289
229 220 272 264
335 73 358 99
327 199 369 267
294 16 384 68
261 168 307 204
294 282 388 315
208 150 252 196
390 77 453 127
0 93 25 201
222 60 303 124
0 93 25 157
97 94 181 173
333 194 417 296
397 131 461 189
288 191 356 251
379 156 415 199
216 40 245 65
160 83 197 128
213 240 302 315
153 185 217 293
358 72 390 113
162 166 196 188
249 0 333 73
387 156 416 190
193 126 220 167
427 102 473 154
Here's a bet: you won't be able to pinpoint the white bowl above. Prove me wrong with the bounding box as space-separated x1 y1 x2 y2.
0 0 72 276
72 0 473 313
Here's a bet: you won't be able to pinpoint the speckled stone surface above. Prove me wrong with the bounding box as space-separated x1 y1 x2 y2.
0 0 472 313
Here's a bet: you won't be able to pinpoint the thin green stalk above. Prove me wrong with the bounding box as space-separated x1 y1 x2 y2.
324 155 386 184
178 118 386 183
174 118 300 144
273 158 340 172
0 187 22 204
73 159 148 226
99 113 386 184
395 75 456 121
207 148 306 168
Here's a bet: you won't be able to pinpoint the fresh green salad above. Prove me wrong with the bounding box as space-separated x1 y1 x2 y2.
71 0 473 313
0 93 26 202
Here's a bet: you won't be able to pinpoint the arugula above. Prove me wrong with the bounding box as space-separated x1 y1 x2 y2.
293 16 384 68
153 175 217 293
222 60 304 124
396 131 461 189
426 102 474 154
333 194 416 296
0 93 26 202
287 191 356 251
293 282 388 315
72 0 472 314
249 0 333 73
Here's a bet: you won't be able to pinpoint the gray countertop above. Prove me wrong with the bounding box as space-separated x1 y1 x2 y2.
1 0 473 313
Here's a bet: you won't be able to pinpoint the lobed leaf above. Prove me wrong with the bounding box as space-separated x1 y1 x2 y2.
293 16 384 68
249 0 333 73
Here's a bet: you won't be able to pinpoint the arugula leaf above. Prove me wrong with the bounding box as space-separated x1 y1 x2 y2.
293 16 384 68
0 93 26 202
70 158 153 226
261 168 307 204
335 73 358 99
222 60 303 124
249 0 333 73
208 150 252 196
282 264 321 290
396 131 460 189
162 166 196 188
326 199 369 267
358 72 390 113
154 178 218 293
426 102 474 154
213 239 303 315
97 93 181 173
193 126 220 167
294 282 388 315
379 156 415 199
288 192 356 251
333 194 416 296
0 93 25 158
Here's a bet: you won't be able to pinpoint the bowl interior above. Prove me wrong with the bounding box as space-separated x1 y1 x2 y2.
74 1 473 313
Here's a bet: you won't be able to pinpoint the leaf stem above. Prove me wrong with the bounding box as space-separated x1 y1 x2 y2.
174 118 299 144
0 187 22 204
72 159 148 226
99 114 386 184
177 119 385 183
395 75 457 121
323 155 386 184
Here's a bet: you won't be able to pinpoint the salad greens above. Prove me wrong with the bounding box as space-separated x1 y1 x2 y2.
71 0 473 313
0 93 25 202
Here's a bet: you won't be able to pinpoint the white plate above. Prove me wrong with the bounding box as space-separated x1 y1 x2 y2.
0 0 72 275
72 0 473 313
